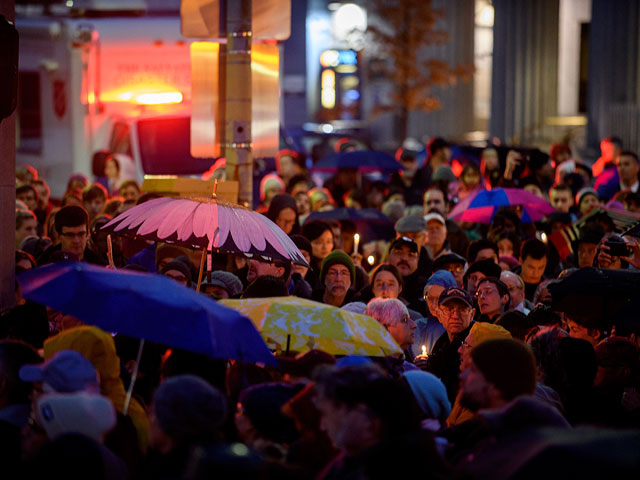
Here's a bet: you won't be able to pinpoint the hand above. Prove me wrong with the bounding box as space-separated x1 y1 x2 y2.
414 354 429 370
597 243 614 268
351 252 363 267
504 150 523 180
622 238 640 269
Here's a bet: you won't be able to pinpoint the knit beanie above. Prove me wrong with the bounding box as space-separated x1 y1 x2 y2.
153 375 228 445
402 370 451 423
260 174 286 202
320 250 355 284
160 259 193 288
470 338 536 401
239 383 299 444
576 187 598 208
290 234 312 256
469 322 512 345
425 270 457 288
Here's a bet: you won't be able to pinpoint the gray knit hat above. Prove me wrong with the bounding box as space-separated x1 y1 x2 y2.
202 271 243 297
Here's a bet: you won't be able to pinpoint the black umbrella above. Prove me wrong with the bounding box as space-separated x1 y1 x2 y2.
548 267 640 332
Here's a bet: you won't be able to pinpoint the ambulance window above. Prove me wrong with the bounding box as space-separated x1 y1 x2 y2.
17 72 42 153
137 117 214 175
110 122 132 156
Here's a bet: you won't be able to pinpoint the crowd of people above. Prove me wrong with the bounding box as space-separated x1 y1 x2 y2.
6 134 640 478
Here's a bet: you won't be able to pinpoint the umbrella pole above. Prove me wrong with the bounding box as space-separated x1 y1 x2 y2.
124 339 145 416
286 334 291 355
196 248 206 293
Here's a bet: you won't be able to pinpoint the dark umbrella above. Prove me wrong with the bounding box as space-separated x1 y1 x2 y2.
313 150 403 172
548 267 640 332
17 262 277 365
306 207 395 242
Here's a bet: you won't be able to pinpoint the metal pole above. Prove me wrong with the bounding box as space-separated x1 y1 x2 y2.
224 0 253 207
0 0 16 311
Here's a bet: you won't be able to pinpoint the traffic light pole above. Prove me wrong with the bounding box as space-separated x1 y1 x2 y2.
223 0 253 207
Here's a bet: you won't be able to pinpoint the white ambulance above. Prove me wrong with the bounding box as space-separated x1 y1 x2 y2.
15 1 214 197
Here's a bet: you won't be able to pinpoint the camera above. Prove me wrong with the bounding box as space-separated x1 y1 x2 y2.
605 240 630 257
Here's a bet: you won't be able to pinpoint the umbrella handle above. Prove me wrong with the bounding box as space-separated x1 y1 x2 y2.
124 339 145 416
196 248 206 293
107 235 115 269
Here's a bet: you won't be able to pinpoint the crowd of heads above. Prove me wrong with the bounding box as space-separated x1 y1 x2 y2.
7 133 640 478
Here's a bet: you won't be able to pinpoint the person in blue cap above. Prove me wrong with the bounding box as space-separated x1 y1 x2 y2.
409 270 456 364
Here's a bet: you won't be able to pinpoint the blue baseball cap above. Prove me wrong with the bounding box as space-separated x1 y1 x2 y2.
438 286 474 308
19 350 99 393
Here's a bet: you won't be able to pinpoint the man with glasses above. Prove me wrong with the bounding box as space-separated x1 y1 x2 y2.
433 253 467 287
39 206 90 263
425 287 476 402
410 271 455 362
500 271 530 314
475 277 510 323
313 250 356 307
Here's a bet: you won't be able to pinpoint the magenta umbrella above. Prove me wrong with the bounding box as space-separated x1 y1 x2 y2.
101 196 308 266
448 188 555 223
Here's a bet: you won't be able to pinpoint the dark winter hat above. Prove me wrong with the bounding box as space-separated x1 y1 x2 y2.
153 374 228 445
238 383 299 444
470 338 536 401
320 250 355 285
160 259 193 287
464 258 501 281
290 234 312 255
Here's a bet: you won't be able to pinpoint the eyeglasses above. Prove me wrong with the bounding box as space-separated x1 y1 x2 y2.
447 265 464 274
476 288 498 298
326 269 350 278
439 304 471 316
460 340 471 349
424 294 440 304
59 231 88 239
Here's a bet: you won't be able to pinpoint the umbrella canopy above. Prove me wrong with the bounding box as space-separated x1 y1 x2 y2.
18 262 277 365
306 208 395 242
548 267 640 332
219 296 402 357
101 196 308 266
313 150 403 172
448 188 555 223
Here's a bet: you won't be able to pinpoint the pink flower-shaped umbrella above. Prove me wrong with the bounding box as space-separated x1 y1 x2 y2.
101 197 308 266
448 188 555 224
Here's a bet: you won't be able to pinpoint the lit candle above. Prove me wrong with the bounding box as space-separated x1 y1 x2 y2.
353 233 360 254
367 255 375 265
421 345 427 356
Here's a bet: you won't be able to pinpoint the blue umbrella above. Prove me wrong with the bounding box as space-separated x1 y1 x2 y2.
314 150 403 172
18 262 277 366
